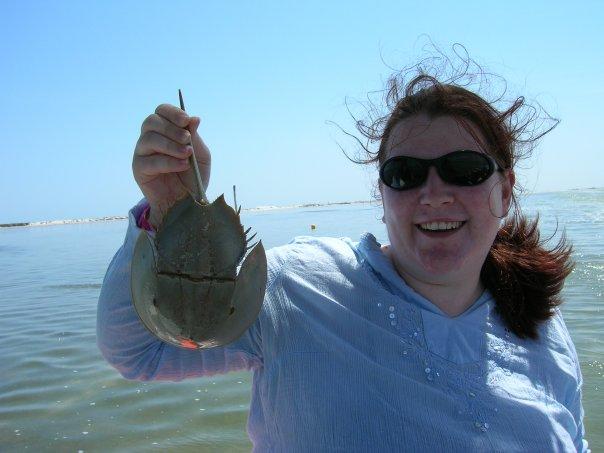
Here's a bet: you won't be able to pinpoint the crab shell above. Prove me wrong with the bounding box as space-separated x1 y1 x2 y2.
131 194 267 349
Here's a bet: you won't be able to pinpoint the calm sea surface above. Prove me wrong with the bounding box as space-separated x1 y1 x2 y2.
1 189 602 451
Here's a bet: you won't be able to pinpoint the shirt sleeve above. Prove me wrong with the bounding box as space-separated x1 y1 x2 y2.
571 378 589 452
568 341 590 452
555 308 590 452
96 199 263 381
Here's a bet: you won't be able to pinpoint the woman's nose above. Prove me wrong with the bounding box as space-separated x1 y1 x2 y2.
418 166 454 207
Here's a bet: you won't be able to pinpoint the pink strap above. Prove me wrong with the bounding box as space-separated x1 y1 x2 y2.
137 204 155 232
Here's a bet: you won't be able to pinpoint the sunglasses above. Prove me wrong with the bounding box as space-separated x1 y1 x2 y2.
379 150 504 191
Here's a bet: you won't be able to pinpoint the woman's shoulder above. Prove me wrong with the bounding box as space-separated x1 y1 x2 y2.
488 307 581 390
536 309 579 356
267 235 360 268
529 308 582 384
261 235 367 290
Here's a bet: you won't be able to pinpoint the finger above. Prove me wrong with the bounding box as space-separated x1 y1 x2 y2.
141 113 192 145
188 117 210 157
155 103 190 128
136 131 194 158
135 154 190 177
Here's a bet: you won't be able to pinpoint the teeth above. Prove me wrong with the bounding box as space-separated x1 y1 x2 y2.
418 221 464 231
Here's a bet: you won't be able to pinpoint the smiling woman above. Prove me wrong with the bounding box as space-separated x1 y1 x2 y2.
97 50 589 451
352 71 572 338
380 115 514 318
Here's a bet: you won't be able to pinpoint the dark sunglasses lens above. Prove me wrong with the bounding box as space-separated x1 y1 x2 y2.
381 158 426 190
442 152 493 185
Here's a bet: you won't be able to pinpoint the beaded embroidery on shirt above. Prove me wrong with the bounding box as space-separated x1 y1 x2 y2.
360 255 519 434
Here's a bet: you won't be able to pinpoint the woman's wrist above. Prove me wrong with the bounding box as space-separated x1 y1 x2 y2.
137 203 155 232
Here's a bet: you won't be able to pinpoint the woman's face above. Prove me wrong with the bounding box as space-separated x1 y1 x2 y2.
380 114 514 286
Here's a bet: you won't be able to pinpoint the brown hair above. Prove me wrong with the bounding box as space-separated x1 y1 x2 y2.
348 54 573 339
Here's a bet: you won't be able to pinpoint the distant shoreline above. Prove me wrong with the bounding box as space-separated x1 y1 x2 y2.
3 187 602 228
0 200 375 228
0 216 129 229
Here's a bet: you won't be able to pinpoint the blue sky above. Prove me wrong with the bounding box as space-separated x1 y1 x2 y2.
1 1 602 223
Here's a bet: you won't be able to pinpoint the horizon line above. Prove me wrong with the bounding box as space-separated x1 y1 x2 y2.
2 186 602 228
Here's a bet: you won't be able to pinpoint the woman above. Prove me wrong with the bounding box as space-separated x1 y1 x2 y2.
97 71 588 451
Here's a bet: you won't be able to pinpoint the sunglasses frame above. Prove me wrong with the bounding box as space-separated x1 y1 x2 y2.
379 150 504 191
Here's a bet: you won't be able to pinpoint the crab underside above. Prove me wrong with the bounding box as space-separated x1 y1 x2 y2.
131 194 267 349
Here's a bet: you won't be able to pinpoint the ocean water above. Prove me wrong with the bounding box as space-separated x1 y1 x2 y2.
0 189 602 452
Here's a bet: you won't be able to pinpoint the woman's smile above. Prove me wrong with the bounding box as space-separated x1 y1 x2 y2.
416 219 466 231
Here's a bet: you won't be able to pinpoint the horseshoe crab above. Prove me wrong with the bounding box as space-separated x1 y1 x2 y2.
130 91 267 349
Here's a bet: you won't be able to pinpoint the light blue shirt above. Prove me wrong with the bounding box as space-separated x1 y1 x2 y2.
97 203 589 452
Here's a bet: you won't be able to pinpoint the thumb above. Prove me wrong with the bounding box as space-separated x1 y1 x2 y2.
189 116 211 164
189 116 208 156
189 116 201 134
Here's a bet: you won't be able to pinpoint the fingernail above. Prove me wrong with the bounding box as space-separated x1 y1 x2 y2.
185 145 194 153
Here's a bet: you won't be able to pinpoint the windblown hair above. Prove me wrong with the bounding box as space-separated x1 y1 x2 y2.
347 46 573 339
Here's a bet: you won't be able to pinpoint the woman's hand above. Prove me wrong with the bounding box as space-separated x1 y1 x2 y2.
132 103 211 228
